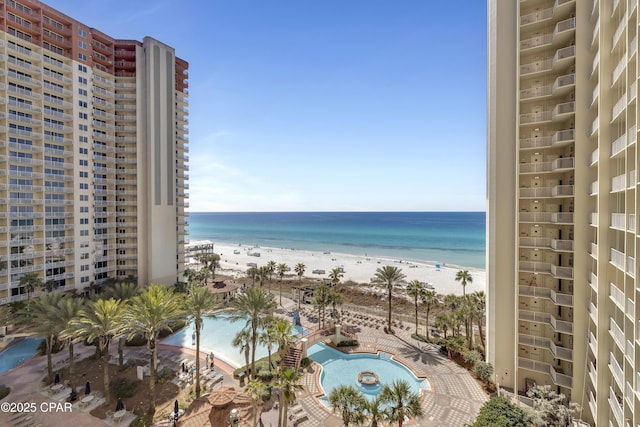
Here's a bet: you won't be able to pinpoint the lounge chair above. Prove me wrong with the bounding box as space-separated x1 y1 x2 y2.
292 414 309 426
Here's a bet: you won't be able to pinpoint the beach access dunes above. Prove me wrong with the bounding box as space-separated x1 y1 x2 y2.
204 242 485 296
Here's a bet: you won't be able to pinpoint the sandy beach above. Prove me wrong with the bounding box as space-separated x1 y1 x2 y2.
190 241 485 296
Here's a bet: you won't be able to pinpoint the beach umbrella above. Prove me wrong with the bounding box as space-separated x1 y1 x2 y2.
174 399 179 419
54 373 60 384
115 398 124 412
85 381 91 395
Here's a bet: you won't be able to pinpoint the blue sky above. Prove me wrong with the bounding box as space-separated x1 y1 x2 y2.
46 0 487 212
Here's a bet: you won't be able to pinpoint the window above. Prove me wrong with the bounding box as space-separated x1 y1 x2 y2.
78 77 87 85
79 124 88 131
80 195 88 201
79 160 88 166
79 112 87 120
78 28 87 38
78 89 87 96
79 136 88 143
80 218 88 225
78 101 87 108
80 207 88 213
78 53 87 61
78 41 87 49
79 183 88 190
80 230 88 236
79 171 88 178
78 64 87 72
79 148 88 155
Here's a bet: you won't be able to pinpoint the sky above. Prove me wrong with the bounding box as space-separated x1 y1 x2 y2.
45 0 487 212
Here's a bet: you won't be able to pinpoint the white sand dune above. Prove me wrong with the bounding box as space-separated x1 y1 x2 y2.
190 241 485 296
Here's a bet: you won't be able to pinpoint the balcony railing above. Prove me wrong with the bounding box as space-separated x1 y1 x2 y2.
518 357 572 388
609 386 624 427
609 352 624 389
609 317 625 351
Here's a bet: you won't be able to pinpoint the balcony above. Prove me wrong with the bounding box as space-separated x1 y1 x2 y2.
611 213 626 229
552 101 575 120
520 7 553 26
612 18 626 51
609 317 625 351
519 334 573 360
519 285 573 306
589 301 598 324
519 157 574 174
519 185 574 198
609 387 624 427
610 282 625 311
609 352 624 390
518 357 572 388
611 173 627 192
519 308 573 334
611 248 625 270
612 95 626 122
612 57 626 87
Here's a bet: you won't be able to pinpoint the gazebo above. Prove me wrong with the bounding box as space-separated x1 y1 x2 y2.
178 386 260 427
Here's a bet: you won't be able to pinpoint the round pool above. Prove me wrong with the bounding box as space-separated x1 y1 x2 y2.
308 343 431 403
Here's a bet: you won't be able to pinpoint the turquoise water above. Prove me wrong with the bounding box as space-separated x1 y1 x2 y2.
308 343 428 404
0 338 42 374
161 313 304 368
188 212 486 268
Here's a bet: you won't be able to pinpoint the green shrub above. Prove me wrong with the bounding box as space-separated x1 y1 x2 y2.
130 416 152 427
463 350 481 365
257 371 274 382
299 357 311 369
0 385 10 400
158 367 173 384
474 361 494 384
124 358 137 369
111 377 138 398
336 339 359 347
125 335 146 347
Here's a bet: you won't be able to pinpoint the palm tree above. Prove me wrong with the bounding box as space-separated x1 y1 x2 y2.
313 285 331 329
328 291 343 323
329 267 344 287
272 317 295 369
379 380 424 427
230 286 277 380
276 263 288 305
294 263 306 283
470 291 486 350
19 272 42 304
364 397 387 427
372 266 406 334
328 385 367 427
72 298 123 405
435 313 451 339
22 292 64 384
455 269 473 296
56 295 84 389
245 378 267 427
122 284 185 416
259 323 277 373
257 266 269 288
194 252 221 280
246 266 259 286
103 281 139 368
420 290 439 339
276 367 304 427
406 280 425 335
233 328 252 378
184 287 218 396
266 260 277 285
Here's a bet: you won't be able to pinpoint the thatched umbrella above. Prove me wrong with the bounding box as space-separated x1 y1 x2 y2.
179 386 257 427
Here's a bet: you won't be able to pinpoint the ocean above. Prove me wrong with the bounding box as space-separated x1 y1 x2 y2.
187 212 486 269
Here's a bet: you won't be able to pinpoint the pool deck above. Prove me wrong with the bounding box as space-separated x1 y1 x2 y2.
0 298 489 427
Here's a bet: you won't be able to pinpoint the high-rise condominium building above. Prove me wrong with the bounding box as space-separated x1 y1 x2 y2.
0 0 189 303
488 0 640 425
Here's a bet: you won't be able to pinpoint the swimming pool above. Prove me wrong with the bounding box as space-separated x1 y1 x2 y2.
161 312 304 368
0 338 42 374
308 343 431 403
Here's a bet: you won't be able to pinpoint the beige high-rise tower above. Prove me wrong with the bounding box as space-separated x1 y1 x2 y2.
0 0 189 302
488 0 640 425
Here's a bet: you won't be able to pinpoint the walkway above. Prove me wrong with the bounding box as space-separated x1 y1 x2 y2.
287 305 489 427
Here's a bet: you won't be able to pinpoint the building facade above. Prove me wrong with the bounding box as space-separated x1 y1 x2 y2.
488 0 640 425
0 0 189 303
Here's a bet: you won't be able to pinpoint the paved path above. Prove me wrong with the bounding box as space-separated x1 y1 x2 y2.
287 306 489 427
0 300 488 427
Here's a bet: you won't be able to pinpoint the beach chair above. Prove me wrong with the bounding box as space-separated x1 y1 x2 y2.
292 414 309 426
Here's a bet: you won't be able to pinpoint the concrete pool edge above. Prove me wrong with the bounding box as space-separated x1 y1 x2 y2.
308 342 435 416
